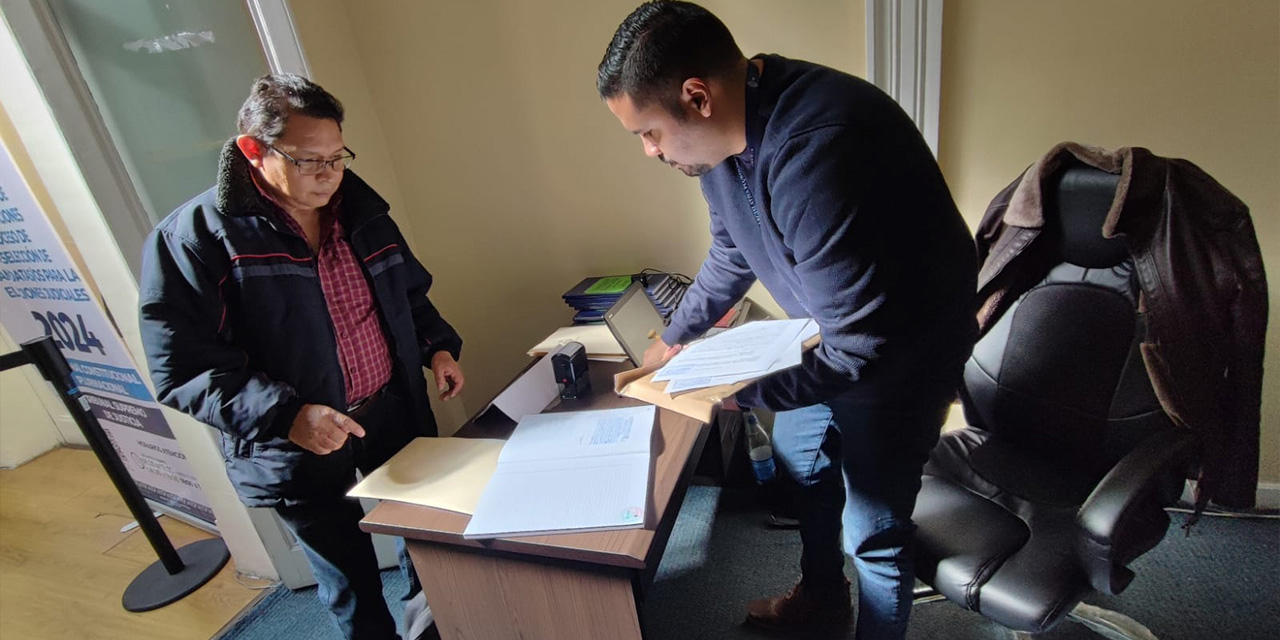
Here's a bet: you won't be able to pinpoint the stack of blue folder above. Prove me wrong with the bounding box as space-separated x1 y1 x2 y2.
562 274 686 324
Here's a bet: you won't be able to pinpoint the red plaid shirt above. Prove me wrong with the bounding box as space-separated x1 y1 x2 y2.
258 184 393 406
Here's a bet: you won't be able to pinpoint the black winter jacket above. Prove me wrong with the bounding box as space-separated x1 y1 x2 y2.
139 140 461 506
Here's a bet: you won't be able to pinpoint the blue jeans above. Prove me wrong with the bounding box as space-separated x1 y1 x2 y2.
275 499 417 640
273 386 422 640
771 394 947 640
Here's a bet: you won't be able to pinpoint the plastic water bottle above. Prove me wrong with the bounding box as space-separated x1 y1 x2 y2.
744 410 777 484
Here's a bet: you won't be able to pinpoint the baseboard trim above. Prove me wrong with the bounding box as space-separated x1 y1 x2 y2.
1179 480 1280 510
1256 482 1280 510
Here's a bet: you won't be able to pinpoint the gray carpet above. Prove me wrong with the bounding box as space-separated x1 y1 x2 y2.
218 486 1279 640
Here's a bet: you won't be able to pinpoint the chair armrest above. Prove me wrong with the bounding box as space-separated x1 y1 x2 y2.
1075 430 1195 594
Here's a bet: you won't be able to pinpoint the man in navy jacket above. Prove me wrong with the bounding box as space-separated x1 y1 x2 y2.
139 74 460 640
599 3 977 638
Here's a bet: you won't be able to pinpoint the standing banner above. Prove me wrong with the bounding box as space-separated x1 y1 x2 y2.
0 140 215 526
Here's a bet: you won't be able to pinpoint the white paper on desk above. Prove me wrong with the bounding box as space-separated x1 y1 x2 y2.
347 437 505 515
653 319 813 382
463 405 655 539
489 356 558 421
528 325 624 357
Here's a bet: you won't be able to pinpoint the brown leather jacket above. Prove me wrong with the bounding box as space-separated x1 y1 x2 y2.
974 142 1268 508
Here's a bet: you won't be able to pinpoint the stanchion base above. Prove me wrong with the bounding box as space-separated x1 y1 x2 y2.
122 538 231 612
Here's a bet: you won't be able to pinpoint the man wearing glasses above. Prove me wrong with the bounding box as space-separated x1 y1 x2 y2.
138 74 459 640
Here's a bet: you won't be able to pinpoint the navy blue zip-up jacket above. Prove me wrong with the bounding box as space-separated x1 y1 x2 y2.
138 140 462 507
664 55 977 410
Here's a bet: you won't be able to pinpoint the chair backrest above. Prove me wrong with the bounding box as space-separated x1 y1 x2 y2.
961 162 1174 491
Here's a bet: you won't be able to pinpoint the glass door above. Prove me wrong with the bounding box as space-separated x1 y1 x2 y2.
46 0 270 225
28 0 337 586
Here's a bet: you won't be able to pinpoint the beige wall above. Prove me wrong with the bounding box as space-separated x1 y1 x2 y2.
294 0 865 417
938 1 1280 483
0 325 63 467
290 0 469 432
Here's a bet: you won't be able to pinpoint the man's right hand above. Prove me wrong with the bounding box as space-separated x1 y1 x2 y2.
642 338 683 367
288 404 367 455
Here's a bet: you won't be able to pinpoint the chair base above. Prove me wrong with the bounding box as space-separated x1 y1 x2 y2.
912 587 1159 640
1065 603 1158 640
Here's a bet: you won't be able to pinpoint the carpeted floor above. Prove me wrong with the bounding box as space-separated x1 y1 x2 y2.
216 486 1279 640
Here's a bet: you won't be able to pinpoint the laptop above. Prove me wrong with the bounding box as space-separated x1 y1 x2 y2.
604 282 669 367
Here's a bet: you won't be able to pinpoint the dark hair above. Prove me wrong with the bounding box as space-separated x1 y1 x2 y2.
236 73 344 143
597 1 743 115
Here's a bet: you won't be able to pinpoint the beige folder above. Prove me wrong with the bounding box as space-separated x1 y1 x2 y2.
348 437 505 515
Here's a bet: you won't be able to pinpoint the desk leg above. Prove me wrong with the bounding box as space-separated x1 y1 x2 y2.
409 542 643 640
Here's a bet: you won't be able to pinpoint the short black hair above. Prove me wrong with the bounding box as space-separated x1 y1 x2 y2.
236 73 344 144
597 1 743 115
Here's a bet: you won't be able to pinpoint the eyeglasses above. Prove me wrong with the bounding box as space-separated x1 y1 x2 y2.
265 143 356 176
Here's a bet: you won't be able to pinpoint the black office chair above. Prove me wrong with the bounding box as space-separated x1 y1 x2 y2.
911 162 1194 639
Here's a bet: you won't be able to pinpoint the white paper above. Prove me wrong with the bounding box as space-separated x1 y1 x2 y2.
527 324 624 356
462 457 649 537
661 319 820 393
463 405 656 539
652 319 817 397
489 356 558 421
498 407 653 462
653 319 810 382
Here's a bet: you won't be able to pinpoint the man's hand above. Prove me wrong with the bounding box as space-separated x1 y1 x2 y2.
431 351 465 400
288 404 366 455
642 338 683 367
721 396 740 412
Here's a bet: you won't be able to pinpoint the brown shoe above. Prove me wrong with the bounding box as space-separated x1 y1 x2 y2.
745 578 853 630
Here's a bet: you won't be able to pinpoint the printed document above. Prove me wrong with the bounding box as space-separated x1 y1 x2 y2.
663 320 818 393
463 405 656 539
653 319 818 392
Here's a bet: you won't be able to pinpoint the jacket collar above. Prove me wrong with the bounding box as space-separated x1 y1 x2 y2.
738 56 766 168
1004 142 1140 235
214 138 389 230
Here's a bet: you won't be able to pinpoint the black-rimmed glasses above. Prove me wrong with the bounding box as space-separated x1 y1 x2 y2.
265 143 356 176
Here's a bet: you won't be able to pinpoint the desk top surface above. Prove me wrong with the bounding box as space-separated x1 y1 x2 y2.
360 359 709 570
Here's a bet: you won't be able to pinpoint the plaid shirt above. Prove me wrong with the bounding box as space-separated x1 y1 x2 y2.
258 185 393 406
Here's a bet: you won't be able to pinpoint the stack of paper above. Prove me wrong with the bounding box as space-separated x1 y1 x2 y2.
652 319 819 394
527 325 628 362
463 405 656 539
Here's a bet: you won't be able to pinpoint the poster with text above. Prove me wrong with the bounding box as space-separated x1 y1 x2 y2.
0 141 215 526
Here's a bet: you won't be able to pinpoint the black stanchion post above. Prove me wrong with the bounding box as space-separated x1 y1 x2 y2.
7 336 229 611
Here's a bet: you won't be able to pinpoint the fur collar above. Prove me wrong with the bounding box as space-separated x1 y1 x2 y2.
1004 141 1134 238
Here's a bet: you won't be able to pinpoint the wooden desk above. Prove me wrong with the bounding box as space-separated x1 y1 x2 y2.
360 360 710 640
